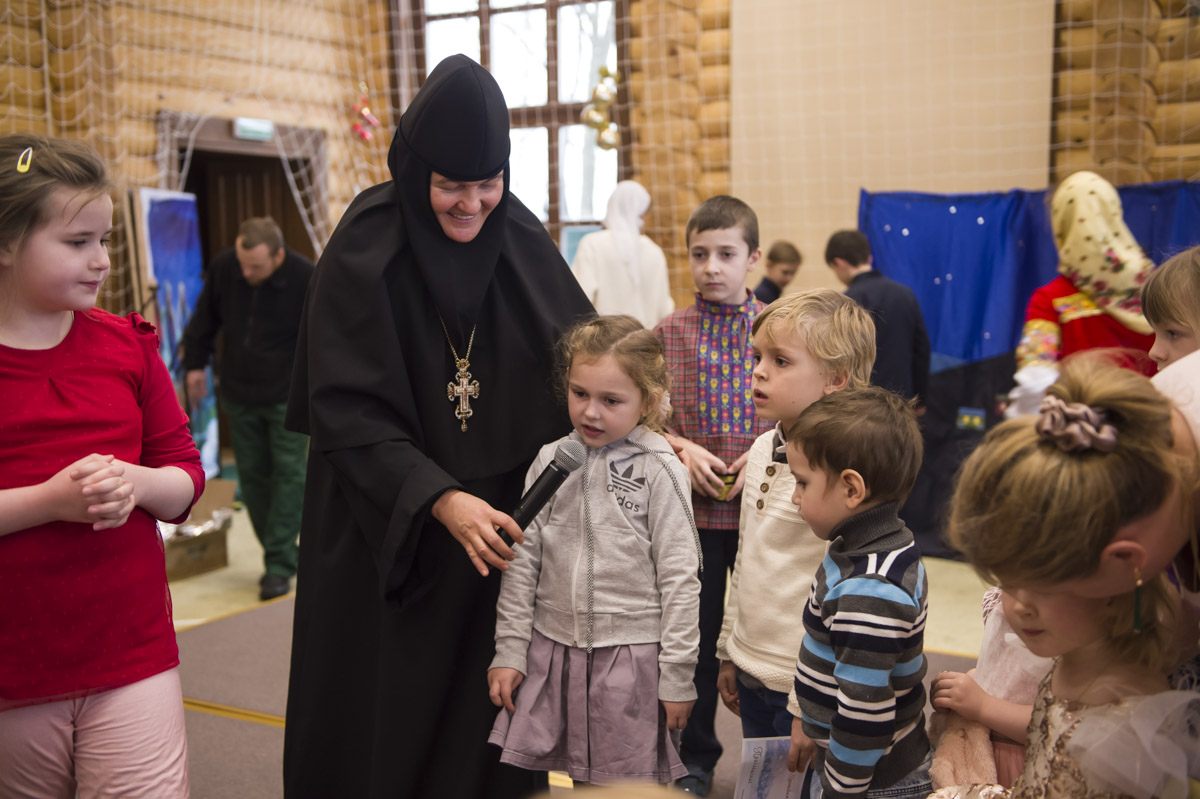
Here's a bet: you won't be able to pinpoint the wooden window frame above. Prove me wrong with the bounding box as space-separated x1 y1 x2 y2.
409 0 631 244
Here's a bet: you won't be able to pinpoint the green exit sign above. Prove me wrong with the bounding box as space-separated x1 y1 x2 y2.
233 117 275 142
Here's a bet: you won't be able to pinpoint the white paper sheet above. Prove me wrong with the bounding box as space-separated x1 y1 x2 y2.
733 736 808 799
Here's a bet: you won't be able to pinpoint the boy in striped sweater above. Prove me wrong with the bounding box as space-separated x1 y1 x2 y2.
783 387 931 799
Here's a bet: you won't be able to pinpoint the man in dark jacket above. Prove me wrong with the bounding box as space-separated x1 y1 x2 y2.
826 230 930 406
182 217 314 599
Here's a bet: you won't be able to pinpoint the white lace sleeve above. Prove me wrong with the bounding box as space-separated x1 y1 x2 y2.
1066 690 1200 799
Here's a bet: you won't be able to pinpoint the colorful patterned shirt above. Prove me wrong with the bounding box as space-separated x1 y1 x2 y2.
654 291 775 530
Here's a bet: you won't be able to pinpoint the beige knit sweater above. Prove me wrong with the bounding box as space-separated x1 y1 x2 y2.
717 428 828 694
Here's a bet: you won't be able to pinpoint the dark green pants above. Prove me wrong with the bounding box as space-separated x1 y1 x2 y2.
222 398 308 578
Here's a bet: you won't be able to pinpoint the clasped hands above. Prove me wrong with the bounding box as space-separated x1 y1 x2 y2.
49 453 136 530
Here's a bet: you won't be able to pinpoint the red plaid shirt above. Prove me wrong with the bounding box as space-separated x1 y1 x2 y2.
655 291 775 530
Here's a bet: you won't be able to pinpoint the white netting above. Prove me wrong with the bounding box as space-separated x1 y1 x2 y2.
0 0 1195 311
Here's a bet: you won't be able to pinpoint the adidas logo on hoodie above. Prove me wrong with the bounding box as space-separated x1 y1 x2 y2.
607 463 646 512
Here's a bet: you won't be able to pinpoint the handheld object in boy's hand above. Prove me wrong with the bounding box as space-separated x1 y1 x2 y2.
717 473 737 502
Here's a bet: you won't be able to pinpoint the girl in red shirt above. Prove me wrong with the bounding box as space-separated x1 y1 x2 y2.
0 134 204 798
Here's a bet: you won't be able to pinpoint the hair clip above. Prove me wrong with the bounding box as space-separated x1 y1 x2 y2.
16 147 32 173
1035 395 1118 453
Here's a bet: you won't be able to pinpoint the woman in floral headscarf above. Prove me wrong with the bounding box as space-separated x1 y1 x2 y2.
1007 171 1156 415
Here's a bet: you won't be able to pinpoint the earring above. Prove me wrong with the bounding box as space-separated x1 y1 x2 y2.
1133 568 1144 634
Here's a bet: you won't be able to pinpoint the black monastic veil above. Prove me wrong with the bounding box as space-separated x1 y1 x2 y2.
283 55 594 798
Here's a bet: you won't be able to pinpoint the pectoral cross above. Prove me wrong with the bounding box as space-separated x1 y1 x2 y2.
446 358 480 432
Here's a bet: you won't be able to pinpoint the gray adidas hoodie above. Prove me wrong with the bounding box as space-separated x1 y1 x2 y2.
491 426 702 701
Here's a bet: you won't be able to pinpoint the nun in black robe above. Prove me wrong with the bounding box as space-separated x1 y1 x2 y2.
283 55 594 798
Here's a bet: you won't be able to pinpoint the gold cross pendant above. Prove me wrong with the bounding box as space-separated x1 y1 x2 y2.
446 358 480 432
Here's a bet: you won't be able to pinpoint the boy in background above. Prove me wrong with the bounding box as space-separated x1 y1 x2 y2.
785 387 931 798
826 230 929 406
753 240 803 305
715 290 876 744
654 195 776 796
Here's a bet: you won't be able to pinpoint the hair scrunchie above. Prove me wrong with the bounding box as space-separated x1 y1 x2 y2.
1035 395 1118 453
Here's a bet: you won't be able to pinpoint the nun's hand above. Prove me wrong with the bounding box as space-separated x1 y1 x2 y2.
432 489 523 577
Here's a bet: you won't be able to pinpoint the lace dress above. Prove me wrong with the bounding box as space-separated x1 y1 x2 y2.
929 669 1199 799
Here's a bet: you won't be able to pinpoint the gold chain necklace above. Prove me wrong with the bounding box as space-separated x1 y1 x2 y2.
438 313 479 432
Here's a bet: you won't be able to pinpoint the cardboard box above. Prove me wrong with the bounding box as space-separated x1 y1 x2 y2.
164 478 236 581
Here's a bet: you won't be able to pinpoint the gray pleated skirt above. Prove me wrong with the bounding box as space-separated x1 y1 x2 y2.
489 629 687 785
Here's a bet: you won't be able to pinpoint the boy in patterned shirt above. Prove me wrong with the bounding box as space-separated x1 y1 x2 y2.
654 195 776 795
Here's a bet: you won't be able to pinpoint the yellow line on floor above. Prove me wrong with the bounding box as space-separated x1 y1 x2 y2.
183 697 285 728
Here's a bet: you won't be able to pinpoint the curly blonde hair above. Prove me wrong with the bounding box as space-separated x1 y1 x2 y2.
557 314 671 431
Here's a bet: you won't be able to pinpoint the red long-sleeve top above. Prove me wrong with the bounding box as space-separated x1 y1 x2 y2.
0 310 204 707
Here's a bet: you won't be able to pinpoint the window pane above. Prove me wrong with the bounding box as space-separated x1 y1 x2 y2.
510 127 549 222
558 2 615 104
559 124 616 222
490 10 547 108
490 0 542 7
424 0 478 14
424 18 480 76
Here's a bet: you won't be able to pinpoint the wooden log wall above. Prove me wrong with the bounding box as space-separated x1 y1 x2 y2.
628 0 731 307
1053 0 1200 184
0 0 396 311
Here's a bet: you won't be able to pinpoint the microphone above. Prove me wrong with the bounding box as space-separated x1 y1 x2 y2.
500 439 587 546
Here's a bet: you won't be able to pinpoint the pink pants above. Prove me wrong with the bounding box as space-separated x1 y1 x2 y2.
0 668 189 799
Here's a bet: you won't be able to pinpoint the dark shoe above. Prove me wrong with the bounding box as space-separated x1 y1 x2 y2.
259 574 291 601
674 769 713 796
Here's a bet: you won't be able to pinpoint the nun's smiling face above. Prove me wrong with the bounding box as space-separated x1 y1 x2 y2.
430 171 504 243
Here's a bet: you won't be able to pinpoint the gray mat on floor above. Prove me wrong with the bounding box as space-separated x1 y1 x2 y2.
185 709 283 798
177 597 974 797
177 597 294 717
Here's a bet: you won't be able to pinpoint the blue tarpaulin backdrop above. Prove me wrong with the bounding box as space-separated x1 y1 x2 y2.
859 181 1200 373
857 180 1200 556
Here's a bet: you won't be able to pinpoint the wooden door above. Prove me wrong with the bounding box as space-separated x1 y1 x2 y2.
183 150 317 270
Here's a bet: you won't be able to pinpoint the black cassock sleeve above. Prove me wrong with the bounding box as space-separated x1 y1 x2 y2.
288 188 459 598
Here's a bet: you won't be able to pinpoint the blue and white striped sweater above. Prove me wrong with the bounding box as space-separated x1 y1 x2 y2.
793 502 929 797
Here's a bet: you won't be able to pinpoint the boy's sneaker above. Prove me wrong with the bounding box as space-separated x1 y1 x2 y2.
674 767 713 796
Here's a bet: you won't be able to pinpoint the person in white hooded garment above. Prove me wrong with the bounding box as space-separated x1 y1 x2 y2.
570 180 674 328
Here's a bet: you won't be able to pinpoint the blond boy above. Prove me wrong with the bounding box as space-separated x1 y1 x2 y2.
715 290 875 743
